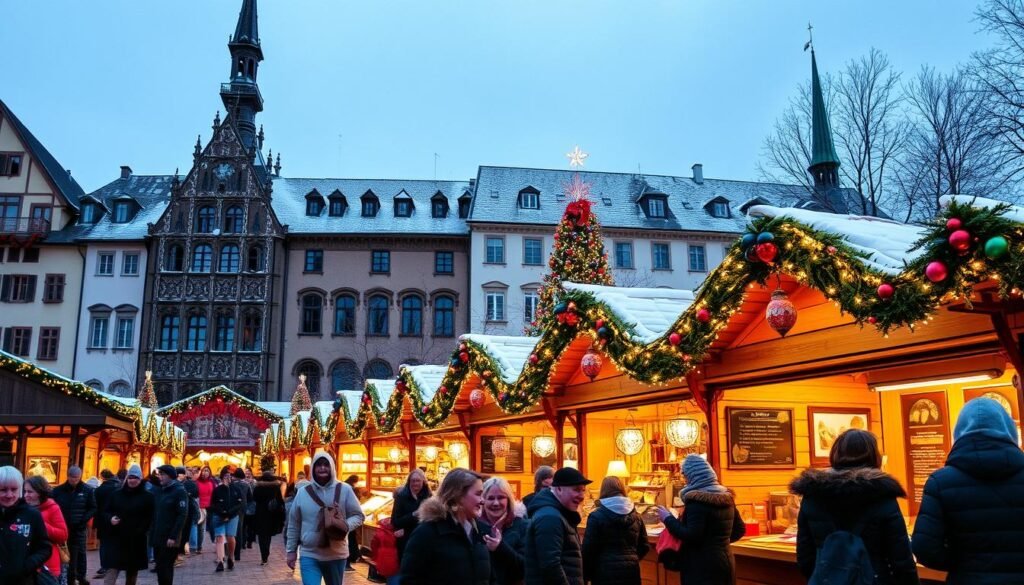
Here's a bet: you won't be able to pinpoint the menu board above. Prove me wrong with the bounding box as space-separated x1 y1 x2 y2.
726 407 795 468
901 391 951 516
481 435 524 474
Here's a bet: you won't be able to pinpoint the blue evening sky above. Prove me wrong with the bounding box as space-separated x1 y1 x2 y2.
2 1 990 192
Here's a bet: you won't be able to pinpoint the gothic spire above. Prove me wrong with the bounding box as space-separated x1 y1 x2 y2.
232 0 260 48
221 0 264 151
807 49 840 191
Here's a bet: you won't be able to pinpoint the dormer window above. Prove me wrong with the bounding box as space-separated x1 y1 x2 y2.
704 196 732 218
328 191 347 217
81 203 98 224
361 191 380 217
305 190 325 216
458 194 472 219
518 187 540 210
113 201 131 223
431 192 448 218
395 200 413 217
647 196 667 218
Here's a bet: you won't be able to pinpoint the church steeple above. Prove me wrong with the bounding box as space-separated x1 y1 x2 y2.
220 0 264 152
807 48 840 191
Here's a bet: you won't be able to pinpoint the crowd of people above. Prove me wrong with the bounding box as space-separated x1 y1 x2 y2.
1 396 1023 585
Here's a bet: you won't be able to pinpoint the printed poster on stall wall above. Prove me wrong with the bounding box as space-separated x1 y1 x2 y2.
725 407 795 469
900 391 951 516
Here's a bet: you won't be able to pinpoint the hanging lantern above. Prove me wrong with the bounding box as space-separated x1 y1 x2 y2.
388 446 403 463
580 349 603 381
765 289 798 337
447 441 468 461
665 418 700 448
469 388 486 410
615 409 645 456
423 446 438 462
491 429 511 458
531 435 556 458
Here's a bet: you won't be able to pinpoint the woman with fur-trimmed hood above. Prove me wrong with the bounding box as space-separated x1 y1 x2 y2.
790 429 918 585
656 455 745 585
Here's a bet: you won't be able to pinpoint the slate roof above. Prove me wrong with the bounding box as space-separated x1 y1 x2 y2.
469 166 811 234
53 175 175 243
0 99 85 209
271 177 471 236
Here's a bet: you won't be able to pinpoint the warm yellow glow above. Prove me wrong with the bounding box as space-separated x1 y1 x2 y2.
423 446 439 462
531 435 556 458
615 428 645 456
606 460 630 478
302 456 312 466
872 371 999 392
447 441 468 461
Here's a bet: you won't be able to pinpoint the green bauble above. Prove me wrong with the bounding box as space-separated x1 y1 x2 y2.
984 236 1009 260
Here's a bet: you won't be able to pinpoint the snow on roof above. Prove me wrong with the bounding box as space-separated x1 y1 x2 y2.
564 282 696 343
942 194 1024 223
367 379 398 403
747 204 927 275
337 391 363 418
258 402 293 419
459 334 541 383
403 365 448 402
98 391 139 407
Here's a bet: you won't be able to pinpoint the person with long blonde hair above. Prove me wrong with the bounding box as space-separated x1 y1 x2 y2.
482 477 529 585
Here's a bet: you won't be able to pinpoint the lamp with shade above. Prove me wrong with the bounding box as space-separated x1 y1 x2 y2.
606 460 630 479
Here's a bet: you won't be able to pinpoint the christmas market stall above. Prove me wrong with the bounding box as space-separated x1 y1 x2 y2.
0 352 185 482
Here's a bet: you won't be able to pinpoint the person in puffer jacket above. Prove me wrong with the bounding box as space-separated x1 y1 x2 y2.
0 466 52 585
285 451 364 585
912 397 1024 584
582 476 649 585
23 475 67 582
524 467 593 585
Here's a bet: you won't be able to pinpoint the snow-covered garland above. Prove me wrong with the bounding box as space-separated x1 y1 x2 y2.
311 201 1024 436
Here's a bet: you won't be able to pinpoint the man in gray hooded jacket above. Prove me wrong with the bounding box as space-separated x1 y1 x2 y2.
285 451 364 585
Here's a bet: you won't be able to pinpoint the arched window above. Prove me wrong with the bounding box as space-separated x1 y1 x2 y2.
296 360 322 400
364 359 393 380
109 380 132 396
433 295 455 337
86 379 103 391
331 360 362 392
185 314 207 351
219 244 240 273
241 312 262 351
159 315 180 350
155 384 173 406
191 244 213 273
401 296 423 336
214 313 235 351
301 293 323 334
367 295 389 336
247 245 264 272
164 244 184 272
224 206 244 233
334 294 356 335
195 206 216 233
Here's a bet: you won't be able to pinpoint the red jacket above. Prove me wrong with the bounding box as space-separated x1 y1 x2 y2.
38 498 68 576
370 518 399 577
196 478 215 509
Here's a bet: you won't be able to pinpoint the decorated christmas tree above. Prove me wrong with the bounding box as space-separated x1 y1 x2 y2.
526 147 614 335
290 373 313 415
138 370 159 409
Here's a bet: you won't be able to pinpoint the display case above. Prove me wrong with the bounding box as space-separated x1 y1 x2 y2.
360 489 396 524
370 458 409 490
627 470 672 506
338 451 368 485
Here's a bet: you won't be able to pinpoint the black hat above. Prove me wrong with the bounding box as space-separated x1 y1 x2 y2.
551 467 592 487
175 466 186 476
156 465 177 478
233 468 246 479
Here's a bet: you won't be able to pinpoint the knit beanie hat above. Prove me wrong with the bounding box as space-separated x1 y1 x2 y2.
127 464 143 479
681 454 726 495
954 397 1019 444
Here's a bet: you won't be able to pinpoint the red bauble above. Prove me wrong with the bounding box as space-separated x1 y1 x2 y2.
867 316 877 325
459 351 469 363
528 353 539 364
827 245 838 255
597 267 605 275
469 388 485 410
595 319 605 330
948 229 972 253
580 349 603 381
563 312 579 326
696 308 711 323
946 217 963 231
925 261 948 283
421 405 429 414
668 332 682 346
459 343 467 351
756 242 779 263
765 289 798 337
877 283 895 300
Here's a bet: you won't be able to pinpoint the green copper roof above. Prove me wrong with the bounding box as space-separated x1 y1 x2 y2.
809 50 840 170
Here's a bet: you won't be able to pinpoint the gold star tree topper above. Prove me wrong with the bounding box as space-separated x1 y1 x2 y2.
566 145 589 168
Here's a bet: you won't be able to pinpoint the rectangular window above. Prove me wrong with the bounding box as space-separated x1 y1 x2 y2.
3 327 32 357
524 291 539 324
304 249 324 273
1 274 37 303
122 253 140 276
37 327 59 360
6 247 20 263
712 201 730 218
159 315 180 351
523 238 543 265
42 274 65 303
652 242 671 270
90 317 109 348
485 237 505 264
688 245 707 272
114 202 130 223
371 250 390 274
648 197 667 218
395 200 412 217
520 191 539 209
0 153 23 176
614 242 634 269
486 292 506 322
434 251 454 275
22 248 39 262
115 317 134 349
215 315 236 351
97 252 115 276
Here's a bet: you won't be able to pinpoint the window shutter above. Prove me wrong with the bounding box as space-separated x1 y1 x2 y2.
0 275 9 302
26 276 37 302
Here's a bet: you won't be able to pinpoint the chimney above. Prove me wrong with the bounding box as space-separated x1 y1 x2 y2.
120 165 133 180
691 163 703 185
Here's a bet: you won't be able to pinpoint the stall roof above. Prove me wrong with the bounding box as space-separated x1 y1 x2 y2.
402 365 449 402
564 282 696 343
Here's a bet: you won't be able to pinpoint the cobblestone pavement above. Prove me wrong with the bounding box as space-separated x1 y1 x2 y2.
86 540 375 585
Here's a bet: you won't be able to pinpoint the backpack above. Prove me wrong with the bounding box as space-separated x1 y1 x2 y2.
809 516 875 585
305 484 348 547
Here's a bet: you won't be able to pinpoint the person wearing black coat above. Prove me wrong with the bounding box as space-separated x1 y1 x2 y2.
102 465 154 585
210 467 243 571
150 465 188 585
230 468 250 561
482 476 529 585
93 470 120 577
400 469 512 585
790 430 918 585
912 397 1024 584
524 467 592 585
53 465 97 585
251 469 285 564
0 466 52 585
582 477 650 585
522 466 553 519
390 469 432 567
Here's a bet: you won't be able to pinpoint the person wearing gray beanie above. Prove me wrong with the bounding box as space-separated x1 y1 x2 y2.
127 464 143 479
913 397 1024 584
